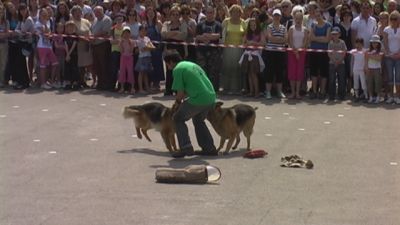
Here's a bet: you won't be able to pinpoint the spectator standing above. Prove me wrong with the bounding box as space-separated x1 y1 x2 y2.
264 9 287 99
144 6 164 92
109 13 125 91
181 5 197 62
240 17 265 97
365 35 383 104
52 22 65 88
135 25 155 94
350 38 368 101
71 5 93 88
161 5 188 95
123 8 141 40
383 11 400 104
351 1 377 49
327 26 347 100
280 0 293 29
0 4 9 88
287 10 308 99
55 1 70 24
35 8 59 89
309 8 331 99
118 26 136 94
14 3 34 89
29 0 39 23
196 6 222 92
303 1 318 29
91 6 112 90
338 10 353 94
4 1 19 87
221 4 246 95
63 21 80 89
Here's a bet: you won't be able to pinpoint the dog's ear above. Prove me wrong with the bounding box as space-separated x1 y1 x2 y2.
123 106 143 119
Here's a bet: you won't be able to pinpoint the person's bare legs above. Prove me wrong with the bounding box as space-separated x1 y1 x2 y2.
295 81 302 99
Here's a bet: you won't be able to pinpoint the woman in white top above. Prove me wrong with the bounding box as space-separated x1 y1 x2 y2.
287 10 309 99
383 11 400 104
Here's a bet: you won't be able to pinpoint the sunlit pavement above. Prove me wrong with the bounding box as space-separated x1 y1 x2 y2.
1 88 399 225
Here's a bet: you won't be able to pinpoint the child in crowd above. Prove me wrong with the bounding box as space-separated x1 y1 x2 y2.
53 22 65 88
63 21 79 90
35 8 58 89
327 26 347 101
365 35 383 104
135 25 155 94
118 26 136 94
239 18 265 98
350 38 368 101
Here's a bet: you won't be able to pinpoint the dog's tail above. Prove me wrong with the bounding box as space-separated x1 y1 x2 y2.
122 106 140 119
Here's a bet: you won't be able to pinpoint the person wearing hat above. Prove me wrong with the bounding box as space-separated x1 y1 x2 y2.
117 26 136 94
328 26 347 101
263 8 287 99
365 34 383 104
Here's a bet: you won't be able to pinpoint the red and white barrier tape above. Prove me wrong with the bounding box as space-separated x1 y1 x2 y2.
3 30 383 55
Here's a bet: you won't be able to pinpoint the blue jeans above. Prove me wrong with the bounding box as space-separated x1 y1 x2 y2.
173 101 216 152
329 63 346 99
385 57 400 85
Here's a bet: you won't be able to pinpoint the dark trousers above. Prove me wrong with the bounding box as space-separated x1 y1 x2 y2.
329 63 346 99
7 42 29 86
92 41 111 90
64 54 79 83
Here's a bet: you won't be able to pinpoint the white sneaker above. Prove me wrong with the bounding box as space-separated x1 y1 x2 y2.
386 97 394 104
52 82 62 89
368 97 374 103
40 83 52 90
265 91 272 99
395 97 400 105
277 91 286 99
374 97 380 104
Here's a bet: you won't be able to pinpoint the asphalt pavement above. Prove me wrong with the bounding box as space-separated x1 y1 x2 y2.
1 88 399 225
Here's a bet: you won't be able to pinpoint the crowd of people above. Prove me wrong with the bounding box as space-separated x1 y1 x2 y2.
0 0 399 104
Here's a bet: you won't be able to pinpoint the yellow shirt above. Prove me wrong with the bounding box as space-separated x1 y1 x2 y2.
112 27 123 52
223 19 246 45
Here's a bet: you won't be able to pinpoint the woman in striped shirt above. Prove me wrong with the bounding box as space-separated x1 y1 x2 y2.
263 9 287 99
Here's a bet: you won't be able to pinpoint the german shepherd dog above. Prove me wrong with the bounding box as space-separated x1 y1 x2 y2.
207 102 257 155
123 102 177 152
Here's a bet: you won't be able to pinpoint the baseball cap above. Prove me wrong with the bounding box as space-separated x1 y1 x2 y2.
273 9 282 16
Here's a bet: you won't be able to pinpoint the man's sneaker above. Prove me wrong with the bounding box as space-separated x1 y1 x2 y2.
386 97 394 104
309 92 317 99
395 97 400 105
40 83 52 90
265 91 272 99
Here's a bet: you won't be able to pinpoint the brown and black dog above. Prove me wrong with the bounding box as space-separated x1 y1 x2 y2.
123 102 178 152
207 102 257 155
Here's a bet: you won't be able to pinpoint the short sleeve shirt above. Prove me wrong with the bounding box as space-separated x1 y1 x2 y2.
172 61 216 105
351 16 377 49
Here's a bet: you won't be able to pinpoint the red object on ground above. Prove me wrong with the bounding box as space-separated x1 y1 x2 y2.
243 149 267 158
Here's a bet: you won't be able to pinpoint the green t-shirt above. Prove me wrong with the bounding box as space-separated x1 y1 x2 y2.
172 61 216 105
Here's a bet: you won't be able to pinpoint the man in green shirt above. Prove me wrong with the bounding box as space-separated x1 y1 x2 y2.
164 50 218 158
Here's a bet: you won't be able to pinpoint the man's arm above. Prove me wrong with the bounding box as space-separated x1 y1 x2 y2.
175 91 185 103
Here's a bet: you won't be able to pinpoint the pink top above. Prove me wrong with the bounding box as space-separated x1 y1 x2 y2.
120 38 135 56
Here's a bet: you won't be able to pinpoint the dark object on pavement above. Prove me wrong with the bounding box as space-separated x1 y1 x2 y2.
281 155 314 169
243 149 267 158
155 165 221 184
